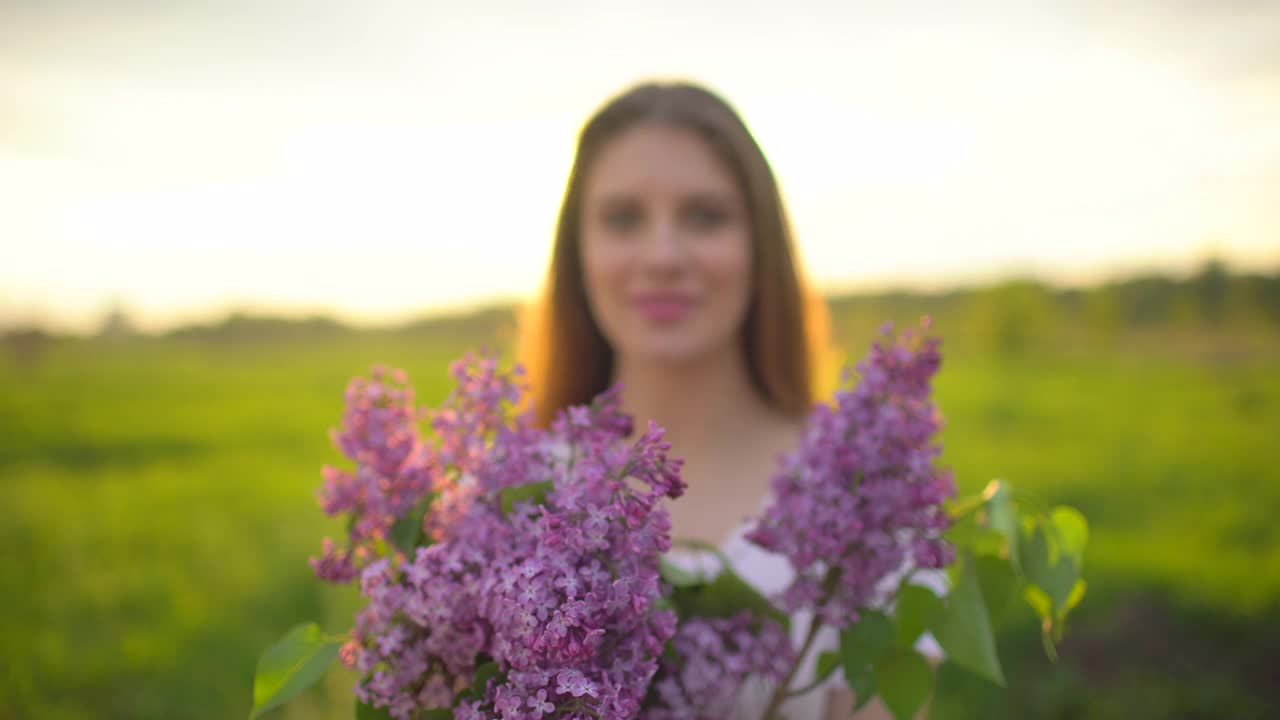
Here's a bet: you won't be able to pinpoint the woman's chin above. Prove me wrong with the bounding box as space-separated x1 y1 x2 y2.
627 339 727 368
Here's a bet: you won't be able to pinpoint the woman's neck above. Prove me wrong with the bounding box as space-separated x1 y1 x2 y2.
613 345 768 457
615 346 803 547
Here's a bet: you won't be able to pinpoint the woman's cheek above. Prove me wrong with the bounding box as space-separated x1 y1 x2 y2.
704 233 752 303
595 247 636 336
602 250 632 315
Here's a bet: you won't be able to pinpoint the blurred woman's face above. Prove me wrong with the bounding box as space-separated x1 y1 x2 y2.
580 124 752 368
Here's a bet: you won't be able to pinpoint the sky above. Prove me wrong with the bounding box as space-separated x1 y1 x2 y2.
2 0 1278 332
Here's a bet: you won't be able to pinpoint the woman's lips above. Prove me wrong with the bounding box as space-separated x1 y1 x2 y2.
632 295 694 322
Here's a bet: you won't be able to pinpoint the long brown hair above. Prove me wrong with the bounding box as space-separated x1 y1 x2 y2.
520 81 831 428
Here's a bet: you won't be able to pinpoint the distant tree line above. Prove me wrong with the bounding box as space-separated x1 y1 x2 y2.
827 260 1279 357
2 260 1276 361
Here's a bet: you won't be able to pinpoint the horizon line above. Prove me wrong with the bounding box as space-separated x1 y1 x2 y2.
5 255 1275 337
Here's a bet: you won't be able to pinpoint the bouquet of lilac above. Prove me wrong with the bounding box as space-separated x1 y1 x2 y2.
250 321 1088 720
310 356 684 719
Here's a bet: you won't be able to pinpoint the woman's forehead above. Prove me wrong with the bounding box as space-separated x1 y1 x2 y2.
584 124 740 200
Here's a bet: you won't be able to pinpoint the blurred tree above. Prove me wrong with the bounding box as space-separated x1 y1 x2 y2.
1245 272 1280 325
1190 257 1230 325
1112 274 1177 327
965 279 1056 357
168 312 347 342
97 304 138 339
1084 283 1122 343
1 326 52 369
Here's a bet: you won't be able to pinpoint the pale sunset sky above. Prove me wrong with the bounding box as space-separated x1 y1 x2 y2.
2 0 1278 332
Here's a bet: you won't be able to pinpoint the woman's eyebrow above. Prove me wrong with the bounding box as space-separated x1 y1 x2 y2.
681 190 742 209
594 192 639 207
683 189 735 202
591 189 741 208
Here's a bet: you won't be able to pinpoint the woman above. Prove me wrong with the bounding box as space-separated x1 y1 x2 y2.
520 81 914 719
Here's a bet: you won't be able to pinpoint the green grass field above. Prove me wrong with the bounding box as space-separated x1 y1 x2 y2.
2 318 1278 719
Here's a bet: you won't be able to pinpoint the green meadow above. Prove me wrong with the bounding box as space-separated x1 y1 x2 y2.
3 269 1278 719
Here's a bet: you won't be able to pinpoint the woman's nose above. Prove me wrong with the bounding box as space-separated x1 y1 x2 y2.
641 216 685 270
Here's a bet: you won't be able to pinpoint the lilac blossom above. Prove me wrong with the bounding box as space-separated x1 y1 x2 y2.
311 316 957 718
641 612 794 720
310 365 435 582
321 355 685 719
745 320 956 629
461 392 685 719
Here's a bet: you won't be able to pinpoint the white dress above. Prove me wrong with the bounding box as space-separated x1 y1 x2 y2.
665 525 947 720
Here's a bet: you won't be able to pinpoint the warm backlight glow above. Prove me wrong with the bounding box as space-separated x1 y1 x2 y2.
2 2 1277 332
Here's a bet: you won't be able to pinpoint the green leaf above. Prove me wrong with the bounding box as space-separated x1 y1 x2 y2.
667 565 789 630
469 660 502 697
934 551 1006 686
1020 522 1079 613
895 585 943 648
500 480 553 516
1049 506 1088 562
816 651 841 685
943 515 1006 556
982 480 1019 569
354 699 395 720
874 648 933 720
973 553 1019 623
1044 555 1080 611
249 623 343 719
389 493 433 554
1023 584 1052 621
1065 579 1087 613
840 609 894 683
945 491 988 520
850 665 878 711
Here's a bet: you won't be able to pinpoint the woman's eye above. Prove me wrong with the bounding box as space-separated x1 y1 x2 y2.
603 207 642 232
683 204 729 230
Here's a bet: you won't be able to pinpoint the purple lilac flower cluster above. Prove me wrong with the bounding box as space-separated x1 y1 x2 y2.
316 355 687 719
745 321 955 628
641 612 794 720
310 356 534 583
311 365 434 583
